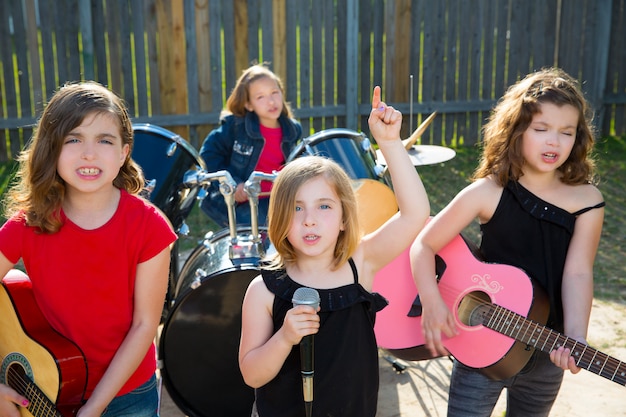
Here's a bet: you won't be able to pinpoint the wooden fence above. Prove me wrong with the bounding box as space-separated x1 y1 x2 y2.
1 0 625 161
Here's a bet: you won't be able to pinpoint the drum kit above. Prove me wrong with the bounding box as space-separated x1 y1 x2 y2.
131 112 451 416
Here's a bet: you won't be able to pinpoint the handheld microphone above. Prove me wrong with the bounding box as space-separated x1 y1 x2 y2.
292 287 320 417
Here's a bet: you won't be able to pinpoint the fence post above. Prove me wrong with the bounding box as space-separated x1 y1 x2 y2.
345 0 358 130
79 1 94 81
589 0 613 132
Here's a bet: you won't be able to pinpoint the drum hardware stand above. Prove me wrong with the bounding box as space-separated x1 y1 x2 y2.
165 134 187 157
383 354 408 374
409 74 414 135
182 167 238 245
244 171 278 259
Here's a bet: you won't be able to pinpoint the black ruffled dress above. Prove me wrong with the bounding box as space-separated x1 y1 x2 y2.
254 259 388 417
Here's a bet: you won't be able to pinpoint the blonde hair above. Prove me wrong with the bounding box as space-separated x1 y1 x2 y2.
223 62 295 119
474 67 596 186
4 81 144 233
266 156 361 270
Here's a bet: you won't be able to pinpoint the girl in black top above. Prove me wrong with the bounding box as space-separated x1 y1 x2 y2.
239 87 430 416
410 67 605 416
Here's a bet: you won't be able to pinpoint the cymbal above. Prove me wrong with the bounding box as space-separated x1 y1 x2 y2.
376 144 456 167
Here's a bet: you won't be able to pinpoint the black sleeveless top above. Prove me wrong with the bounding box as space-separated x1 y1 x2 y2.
254 259 388 417
479 181 605 331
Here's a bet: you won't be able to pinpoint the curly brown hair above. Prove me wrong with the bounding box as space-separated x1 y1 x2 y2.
474 67 596 186
4 81 144 233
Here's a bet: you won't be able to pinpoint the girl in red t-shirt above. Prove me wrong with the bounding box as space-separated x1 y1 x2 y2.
0 82 176 417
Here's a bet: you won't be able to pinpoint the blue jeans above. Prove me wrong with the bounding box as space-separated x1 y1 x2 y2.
101 374 159 417
447 351 564 417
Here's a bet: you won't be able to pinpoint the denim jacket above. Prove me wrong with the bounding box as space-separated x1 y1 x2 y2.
199 111 302 215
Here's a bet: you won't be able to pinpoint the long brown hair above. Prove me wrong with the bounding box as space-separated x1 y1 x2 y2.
223 62 295 119
4 81 144 233
265 156 361 271
474 67 596 186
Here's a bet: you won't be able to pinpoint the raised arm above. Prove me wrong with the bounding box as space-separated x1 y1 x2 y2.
360 86 430 283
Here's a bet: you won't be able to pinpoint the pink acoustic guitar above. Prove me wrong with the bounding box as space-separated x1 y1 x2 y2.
0 270 87 416
372 234 626 385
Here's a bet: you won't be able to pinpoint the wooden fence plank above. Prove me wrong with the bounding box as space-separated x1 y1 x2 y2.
442 0 458 147
119 3 136 112
606 0 625 135
25 0 43 111
455 0 471 145
284 0 297 122
298 0 312 133
183 0 200 146
492 0 509 99
105 1 122 92
38 0 56 100
132 0 149 117
310 0 322 133
222 0 237 89
406 0 422 138
324 0 337 131
208 0 224 113
336 1 348 130
586 0 613 123
0 0 16 160
272 0 287 86
387 0 410 106
481 0 495 102
10 0 31 154
345 0 359 131
467 0 483 145
79 1 95 81
259 2 272 66
91 1 107 85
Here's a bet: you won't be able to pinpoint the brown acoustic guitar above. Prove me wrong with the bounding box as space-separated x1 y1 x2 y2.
0 270 86 417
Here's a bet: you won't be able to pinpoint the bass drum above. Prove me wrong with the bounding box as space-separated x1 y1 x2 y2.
131 123 206 232
160 228 273 417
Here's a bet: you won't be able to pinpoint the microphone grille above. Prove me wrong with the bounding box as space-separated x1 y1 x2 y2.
292 287 320 309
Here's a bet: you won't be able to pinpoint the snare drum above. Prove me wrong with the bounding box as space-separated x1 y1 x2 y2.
159 227 273 416
286 128 389 186
132 124 206 232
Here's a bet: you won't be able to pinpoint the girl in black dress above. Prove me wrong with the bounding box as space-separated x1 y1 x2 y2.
410 67 605 416
239 87 430 416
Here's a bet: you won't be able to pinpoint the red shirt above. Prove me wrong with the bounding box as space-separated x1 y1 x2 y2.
257 125 285 195
0 191 177 397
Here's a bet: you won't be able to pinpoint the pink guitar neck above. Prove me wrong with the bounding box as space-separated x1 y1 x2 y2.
475 302 626 385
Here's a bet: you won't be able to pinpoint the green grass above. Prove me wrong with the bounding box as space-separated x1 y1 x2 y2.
1 136 625 303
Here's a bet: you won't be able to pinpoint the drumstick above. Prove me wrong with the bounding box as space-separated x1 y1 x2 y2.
401 111 437 150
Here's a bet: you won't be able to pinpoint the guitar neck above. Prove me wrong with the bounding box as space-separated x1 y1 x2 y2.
476 303 626 386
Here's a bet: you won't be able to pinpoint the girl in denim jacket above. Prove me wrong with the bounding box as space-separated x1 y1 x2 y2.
200 63 302 228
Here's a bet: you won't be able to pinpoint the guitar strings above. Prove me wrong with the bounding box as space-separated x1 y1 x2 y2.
6 366 60 416
487 302 625 384
429 284 625 384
